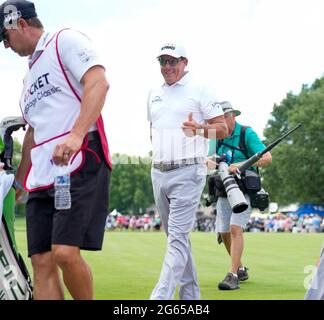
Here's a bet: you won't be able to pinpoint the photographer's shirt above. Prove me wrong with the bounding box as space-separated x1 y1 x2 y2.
208 122 266 164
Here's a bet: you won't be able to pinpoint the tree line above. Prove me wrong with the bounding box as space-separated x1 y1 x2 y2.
262 77 324 206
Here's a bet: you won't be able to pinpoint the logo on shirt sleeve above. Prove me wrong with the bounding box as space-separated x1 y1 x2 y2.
78 48 97 64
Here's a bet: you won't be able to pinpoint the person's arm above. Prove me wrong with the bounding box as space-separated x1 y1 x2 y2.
52 66 109 165
15 126 35 198
202 115 228 139
251 151 272 167
182 112 228 139
228 127 272 173
182 86 228 139
228 151 272 173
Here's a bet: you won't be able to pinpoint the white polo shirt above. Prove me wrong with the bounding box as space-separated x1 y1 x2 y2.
147 72 223 162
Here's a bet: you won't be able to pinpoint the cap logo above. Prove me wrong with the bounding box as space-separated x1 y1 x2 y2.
4 11 22 23
161 45 175 51
3 5 21 29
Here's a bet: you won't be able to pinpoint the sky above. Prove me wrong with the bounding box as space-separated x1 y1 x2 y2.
1 0 324 156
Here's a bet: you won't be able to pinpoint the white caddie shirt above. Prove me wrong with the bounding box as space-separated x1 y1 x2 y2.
147 72 223 162
20 29 106 191
22 29 101 143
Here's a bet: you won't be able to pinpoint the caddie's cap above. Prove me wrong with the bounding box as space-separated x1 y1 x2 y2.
0 0 37 42
220 101 241 116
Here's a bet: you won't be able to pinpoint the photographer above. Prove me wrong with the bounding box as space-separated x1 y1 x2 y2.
207 101 272 290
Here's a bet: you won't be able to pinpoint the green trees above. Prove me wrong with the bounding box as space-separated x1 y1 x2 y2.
262 78 324 205
109 154 154 214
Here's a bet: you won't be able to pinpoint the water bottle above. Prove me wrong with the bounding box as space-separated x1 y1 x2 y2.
54 165 71 210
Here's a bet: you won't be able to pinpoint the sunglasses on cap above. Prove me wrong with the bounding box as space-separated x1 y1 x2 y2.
157 56 183 66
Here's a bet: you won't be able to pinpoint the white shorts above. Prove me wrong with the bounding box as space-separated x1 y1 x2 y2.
215 194 252 232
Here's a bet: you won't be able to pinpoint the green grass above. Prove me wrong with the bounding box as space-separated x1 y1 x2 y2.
13 218 323 300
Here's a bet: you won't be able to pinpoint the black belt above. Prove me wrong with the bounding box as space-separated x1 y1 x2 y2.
153 157 205 172
88 131 100 142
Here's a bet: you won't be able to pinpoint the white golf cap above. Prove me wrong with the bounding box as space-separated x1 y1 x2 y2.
157 42 187 58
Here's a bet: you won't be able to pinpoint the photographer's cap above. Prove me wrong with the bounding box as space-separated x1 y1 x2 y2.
0 0 37 42
157 42 187 58
221 101 241 116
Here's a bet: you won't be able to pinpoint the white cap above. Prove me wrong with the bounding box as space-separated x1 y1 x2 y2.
157 43 187 58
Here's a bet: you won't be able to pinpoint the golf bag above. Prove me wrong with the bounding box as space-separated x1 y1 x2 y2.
0 117 33 300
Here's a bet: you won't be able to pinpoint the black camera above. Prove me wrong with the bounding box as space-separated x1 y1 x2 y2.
250 188 269 211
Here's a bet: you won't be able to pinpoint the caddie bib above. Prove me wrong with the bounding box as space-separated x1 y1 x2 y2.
20 29 112 192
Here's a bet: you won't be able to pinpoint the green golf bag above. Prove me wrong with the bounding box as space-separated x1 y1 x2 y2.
0 116 33 300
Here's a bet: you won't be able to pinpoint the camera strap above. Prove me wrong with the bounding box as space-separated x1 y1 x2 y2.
216 126 249 158
216 126 260 174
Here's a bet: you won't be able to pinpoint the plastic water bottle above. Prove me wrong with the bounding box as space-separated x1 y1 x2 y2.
54 165 71 210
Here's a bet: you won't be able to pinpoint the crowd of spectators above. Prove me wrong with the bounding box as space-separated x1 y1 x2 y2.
194 213 324 233
105 213 161 231
245 213 324 233
106 212 324 233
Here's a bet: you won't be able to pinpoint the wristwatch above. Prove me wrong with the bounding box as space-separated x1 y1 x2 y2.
196 128 205 136
14 180 24 191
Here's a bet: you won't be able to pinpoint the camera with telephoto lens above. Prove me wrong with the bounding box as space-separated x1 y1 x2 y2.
206 155 248 214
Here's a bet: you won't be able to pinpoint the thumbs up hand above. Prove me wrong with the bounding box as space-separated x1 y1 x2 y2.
182 112 203 137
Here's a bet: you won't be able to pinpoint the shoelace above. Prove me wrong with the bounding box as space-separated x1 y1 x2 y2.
225 273 236 282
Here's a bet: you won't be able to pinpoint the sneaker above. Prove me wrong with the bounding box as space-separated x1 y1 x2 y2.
237 266 249 281
218 272 240 290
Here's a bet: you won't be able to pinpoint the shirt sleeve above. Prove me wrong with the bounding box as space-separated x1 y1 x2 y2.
199 86 224 120
57 29 104 83
245 127 266 156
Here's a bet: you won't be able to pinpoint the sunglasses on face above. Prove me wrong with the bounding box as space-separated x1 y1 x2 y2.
224 112 235 118
158 57 183 66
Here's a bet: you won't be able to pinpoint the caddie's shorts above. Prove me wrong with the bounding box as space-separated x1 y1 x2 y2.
215 194 252 233
26 132 111 257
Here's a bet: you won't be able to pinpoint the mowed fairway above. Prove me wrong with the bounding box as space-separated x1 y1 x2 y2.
14 219 323 300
